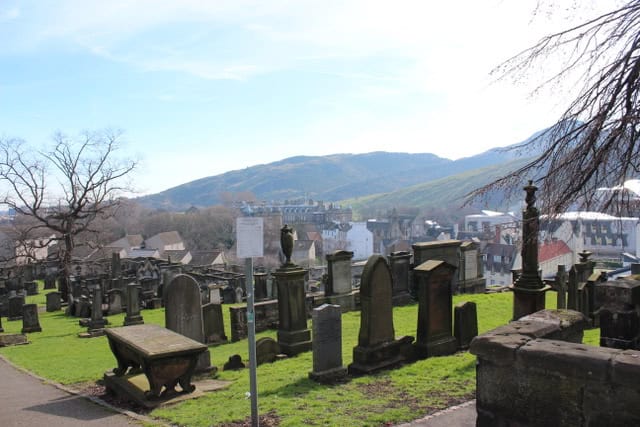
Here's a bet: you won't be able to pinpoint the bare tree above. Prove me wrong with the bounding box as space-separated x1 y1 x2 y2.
470 1 640 215
0 130 137 282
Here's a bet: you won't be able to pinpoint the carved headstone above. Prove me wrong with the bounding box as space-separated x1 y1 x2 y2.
454 301 478 350
8 294 25 321
24 281 38 296
556 265 568 309
253 272 268 302
325 250 356 311
87 287 106 332
256 337 280 365
414 260 457 358
46 291 62 312
21 304 42 333
202 302 228 344
388 251 412 305
309 304 347 383
123 283 144 326
107 289 124 315
165 274 212 372
43 276 56 290
348 255 414 375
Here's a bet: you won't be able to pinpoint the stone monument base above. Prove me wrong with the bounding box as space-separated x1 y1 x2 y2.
21 325 42 334
309 366 348 384
511 284 550 321
78 328 106 338
277 328 312 356
327 291 357 312
391 291 413 306
123 315 144 326
348 336 414 375
0 334 28 347
414 335 457 359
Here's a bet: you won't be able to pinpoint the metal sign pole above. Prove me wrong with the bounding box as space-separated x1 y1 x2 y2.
245 256 259 427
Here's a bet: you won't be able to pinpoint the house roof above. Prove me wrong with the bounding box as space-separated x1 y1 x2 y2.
189 250 224 266
306 231 322 241
146 231 183 246
293 240 315 251
164 249 190 263
539 240 572 263
127 248 160 259
109 234 144 249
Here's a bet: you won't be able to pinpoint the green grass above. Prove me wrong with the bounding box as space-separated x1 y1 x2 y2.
0 283 600 426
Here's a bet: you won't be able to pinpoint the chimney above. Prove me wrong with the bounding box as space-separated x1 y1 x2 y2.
495 225 501 244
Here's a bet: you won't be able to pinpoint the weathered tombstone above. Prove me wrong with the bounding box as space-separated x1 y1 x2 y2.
325 250 356 312
413 260 458 358
254 272 268 302
235 286 244 303
388 251 412 306
556 265 568 309
567 266 578 310
0 313 3 332
511 181 550 320
21 304 42 333
202 302 228 344
107 289 124 315
309 304 347 383
223 354 245 371
222 286 236 304
8 294 25 321
273 225 312 356
208 285 222 304
165 274 212 372
86 287 106 335
24 281 38 296
43 276 56 290
256 337 280 365
596 278 640 349
46 291 62 312
348 255 414 375
58 276 69 303
111 252 121 278
412 240 461 294
454 301 478 350
123 283 144 326
76 295 91 318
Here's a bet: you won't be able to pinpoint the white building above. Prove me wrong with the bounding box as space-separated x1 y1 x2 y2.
465 210 519 233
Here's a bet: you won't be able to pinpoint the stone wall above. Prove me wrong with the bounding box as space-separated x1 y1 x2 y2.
470 309 640 426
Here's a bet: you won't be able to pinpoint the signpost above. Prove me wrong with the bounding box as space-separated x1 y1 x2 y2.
236 217 264 427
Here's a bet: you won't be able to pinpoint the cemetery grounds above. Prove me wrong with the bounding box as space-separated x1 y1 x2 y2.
0 283 600 427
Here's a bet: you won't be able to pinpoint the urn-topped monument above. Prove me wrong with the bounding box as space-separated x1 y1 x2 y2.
273 224 312 356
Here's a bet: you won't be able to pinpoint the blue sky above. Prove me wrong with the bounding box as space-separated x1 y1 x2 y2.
0 0 616 195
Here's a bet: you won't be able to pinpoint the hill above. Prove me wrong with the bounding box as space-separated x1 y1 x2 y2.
136 139 531 211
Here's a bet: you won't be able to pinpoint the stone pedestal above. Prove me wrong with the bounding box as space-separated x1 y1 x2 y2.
273 265 311 356
21 304 42 333
123 283 144 326
388 251 412 306
413 260 457 358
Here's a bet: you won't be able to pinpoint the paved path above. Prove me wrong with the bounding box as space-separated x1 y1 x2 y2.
398 400 476 427
0 357 141 427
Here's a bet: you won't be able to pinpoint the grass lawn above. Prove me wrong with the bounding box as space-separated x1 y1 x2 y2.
0 283 600 426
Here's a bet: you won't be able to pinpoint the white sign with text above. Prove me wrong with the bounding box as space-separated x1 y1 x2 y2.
236 217 264 258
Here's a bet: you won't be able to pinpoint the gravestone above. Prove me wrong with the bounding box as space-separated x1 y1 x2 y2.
43 276 56 290
8 294 25 321
107 289 124 315
256 337 280 365
87 287 106 335
223 354 245 371
596 278 640 349
413 260 458 358
254 272 268 302
165 274 212 372
567 266 578 310
325 250 356 312
556 265 568 309
0 313 3 332
21 304 42 333
111 252 121 278
309 304 347 383
235 287 244 303
412 240 461 294
123 283 144 326
24 281 38 296
202 302 228 344
348 255 414 375
510 181 550 320
46 291 62 312
454 301 478 350
388 251 412 306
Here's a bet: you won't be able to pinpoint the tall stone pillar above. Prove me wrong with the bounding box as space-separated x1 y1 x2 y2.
511 181 550 320
273 225 311 356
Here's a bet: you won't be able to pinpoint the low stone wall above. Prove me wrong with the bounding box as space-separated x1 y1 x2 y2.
470 309 640 426
229 296 315 342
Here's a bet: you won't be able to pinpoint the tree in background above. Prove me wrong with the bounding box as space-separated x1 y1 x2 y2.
0 130 136 282
471 1 640 215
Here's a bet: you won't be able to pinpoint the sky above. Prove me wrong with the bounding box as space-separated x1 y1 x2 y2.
0 0 621 196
